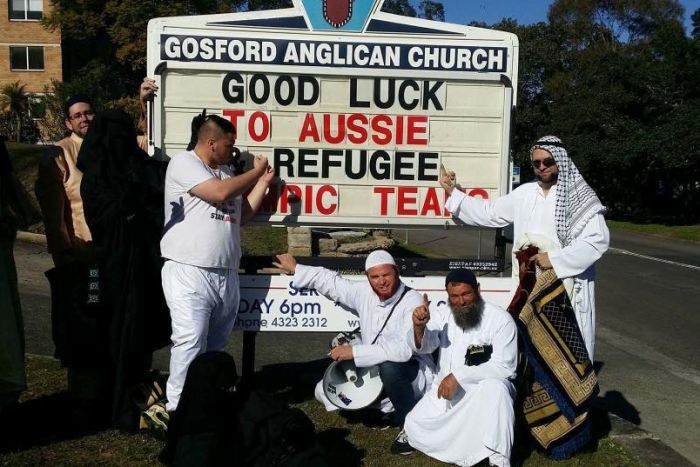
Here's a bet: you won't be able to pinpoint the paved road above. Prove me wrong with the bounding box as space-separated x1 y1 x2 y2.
13 227 700 464
397 227 700 464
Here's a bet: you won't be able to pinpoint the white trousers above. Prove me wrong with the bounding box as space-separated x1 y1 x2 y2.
162 260 240 411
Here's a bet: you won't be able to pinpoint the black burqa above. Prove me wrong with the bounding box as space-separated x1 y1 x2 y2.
77 109 171 431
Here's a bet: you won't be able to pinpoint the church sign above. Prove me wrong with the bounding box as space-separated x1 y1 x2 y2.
147 0 519 228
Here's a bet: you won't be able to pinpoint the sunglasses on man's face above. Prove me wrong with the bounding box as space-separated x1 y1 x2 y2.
531 158 556 169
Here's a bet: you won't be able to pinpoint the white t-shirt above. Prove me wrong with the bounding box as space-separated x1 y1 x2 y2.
160 150 242 269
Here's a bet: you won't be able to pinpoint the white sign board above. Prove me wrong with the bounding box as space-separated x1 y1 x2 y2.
234 274 513 332
147 0 519 228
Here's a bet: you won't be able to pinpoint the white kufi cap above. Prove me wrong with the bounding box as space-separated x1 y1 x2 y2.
364 250 396 271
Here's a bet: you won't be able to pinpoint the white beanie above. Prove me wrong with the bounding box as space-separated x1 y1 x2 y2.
364 250 396 271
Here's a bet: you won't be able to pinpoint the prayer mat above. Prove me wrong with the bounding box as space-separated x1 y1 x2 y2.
508 246 598 459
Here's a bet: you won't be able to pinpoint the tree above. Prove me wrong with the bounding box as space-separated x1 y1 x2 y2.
548 0 684 47
0 82 29 143
419 0 445 21
692 8 700 38
42 0 249 90
382 0 445 21
382 0 417 17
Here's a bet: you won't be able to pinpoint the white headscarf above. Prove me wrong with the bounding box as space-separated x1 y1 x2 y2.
531 136 606 247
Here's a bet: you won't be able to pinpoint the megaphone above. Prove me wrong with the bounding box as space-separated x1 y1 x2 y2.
322 360 383 410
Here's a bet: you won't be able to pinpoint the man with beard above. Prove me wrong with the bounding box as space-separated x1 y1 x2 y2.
274 250 435 454
403 269 518 466
440 136 608 359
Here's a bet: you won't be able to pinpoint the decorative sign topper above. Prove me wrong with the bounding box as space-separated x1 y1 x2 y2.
300 0 380 32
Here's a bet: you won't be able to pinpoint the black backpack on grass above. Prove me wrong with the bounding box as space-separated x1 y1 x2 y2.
161 352 327 467
238 390 326 467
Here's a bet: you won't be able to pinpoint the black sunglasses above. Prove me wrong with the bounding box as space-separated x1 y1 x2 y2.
531 158 556 169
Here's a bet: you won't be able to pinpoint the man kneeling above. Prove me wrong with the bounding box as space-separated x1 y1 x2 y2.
403 269 518 466
274 250 435 454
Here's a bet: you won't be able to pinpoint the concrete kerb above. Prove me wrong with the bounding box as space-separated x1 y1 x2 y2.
607 414 696 466
16 231 47 245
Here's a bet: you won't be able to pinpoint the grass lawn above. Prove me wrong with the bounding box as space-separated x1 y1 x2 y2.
0 356 639 466
607 220 700 243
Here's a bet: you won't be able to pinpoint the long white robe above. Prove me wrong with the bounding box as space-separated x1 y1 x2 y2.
292 265 435 411
404 301 518 467
445 183 609 359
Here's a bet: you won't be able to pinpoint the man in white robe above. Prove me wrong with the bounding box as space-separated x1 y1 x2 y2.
404 269 518 466
274 250 435 453
441 136 609 359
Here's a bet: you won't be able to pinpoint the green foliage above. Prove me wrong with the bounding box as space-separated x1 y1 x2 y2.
498 0 700 223
418 0 445 21
382 0 445 21
693 8 700 37
0 82 40 144
382 0 417 17
43 0 248 89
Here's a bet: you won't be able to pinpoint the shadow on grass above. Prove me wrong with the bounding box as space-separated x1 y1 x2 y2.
317 428 366 467
0 391 108 454
253 357 329 404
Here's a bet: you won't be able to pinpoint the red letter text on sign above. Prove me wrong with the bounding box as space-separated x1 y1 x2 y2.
299 113 320 142
248 111 270 142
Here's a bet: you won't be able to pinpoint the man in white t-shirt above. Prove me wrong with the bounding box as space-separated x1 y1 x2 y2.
160 115 273 412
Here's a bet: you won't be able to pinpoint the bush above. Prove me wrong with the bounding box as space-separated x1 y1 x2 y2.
0 112 40 144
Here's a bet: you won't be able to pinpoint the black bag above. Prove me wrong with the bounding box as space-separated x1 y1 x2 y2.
161 352 243 467
162 352 327 467
238 390 327 467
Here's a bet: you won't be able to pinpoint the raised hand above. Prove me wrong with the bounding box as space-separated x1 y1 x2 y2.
413 293 431 327
528 252 553 270
439 164 457 195
273 253 297 275
260 164 274 184
140 77 158 104
253 154 269 173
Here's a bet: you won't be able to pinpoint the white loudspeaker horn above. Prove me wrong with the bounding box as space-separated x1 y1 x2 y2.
322 360 383 410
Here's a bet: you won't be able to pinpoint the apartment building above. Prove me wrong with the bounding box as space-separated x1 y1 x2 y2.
1 0 62 116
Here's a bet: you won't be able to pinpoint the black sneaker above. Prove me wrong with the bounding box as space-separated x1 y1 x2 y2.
390 429 415 455
372 412 394 431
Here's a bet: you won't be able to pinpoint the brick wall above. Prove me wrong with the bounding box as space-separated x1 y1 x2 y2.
0 0 62 93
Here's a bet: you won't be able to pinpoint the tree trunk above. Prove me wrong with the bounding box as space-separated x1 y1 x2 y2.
15 114 20 142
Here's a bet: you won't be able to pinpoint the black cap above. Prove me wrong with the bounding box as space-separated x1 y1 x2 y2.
64 95 93 117
445 269 478 288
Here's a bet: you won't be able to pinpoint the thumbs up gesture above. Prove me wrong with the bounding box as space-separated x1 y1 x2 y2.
412 293 431 328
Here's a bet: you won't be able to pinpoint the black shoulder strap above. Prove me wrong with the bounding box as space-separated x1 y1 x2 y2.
371 286 412 345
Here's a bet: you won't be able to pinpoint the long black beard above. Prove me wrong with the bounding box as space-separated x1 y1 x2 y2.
450 295 484 331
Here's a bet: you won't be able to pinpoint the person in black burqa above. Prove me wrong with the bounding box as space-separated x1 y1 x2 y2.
0 135 29 414
76 109 171 431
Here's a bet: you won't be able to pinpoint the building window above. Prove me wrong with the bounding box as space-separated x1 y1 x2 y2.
9 0 42 20
9 46 44 70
